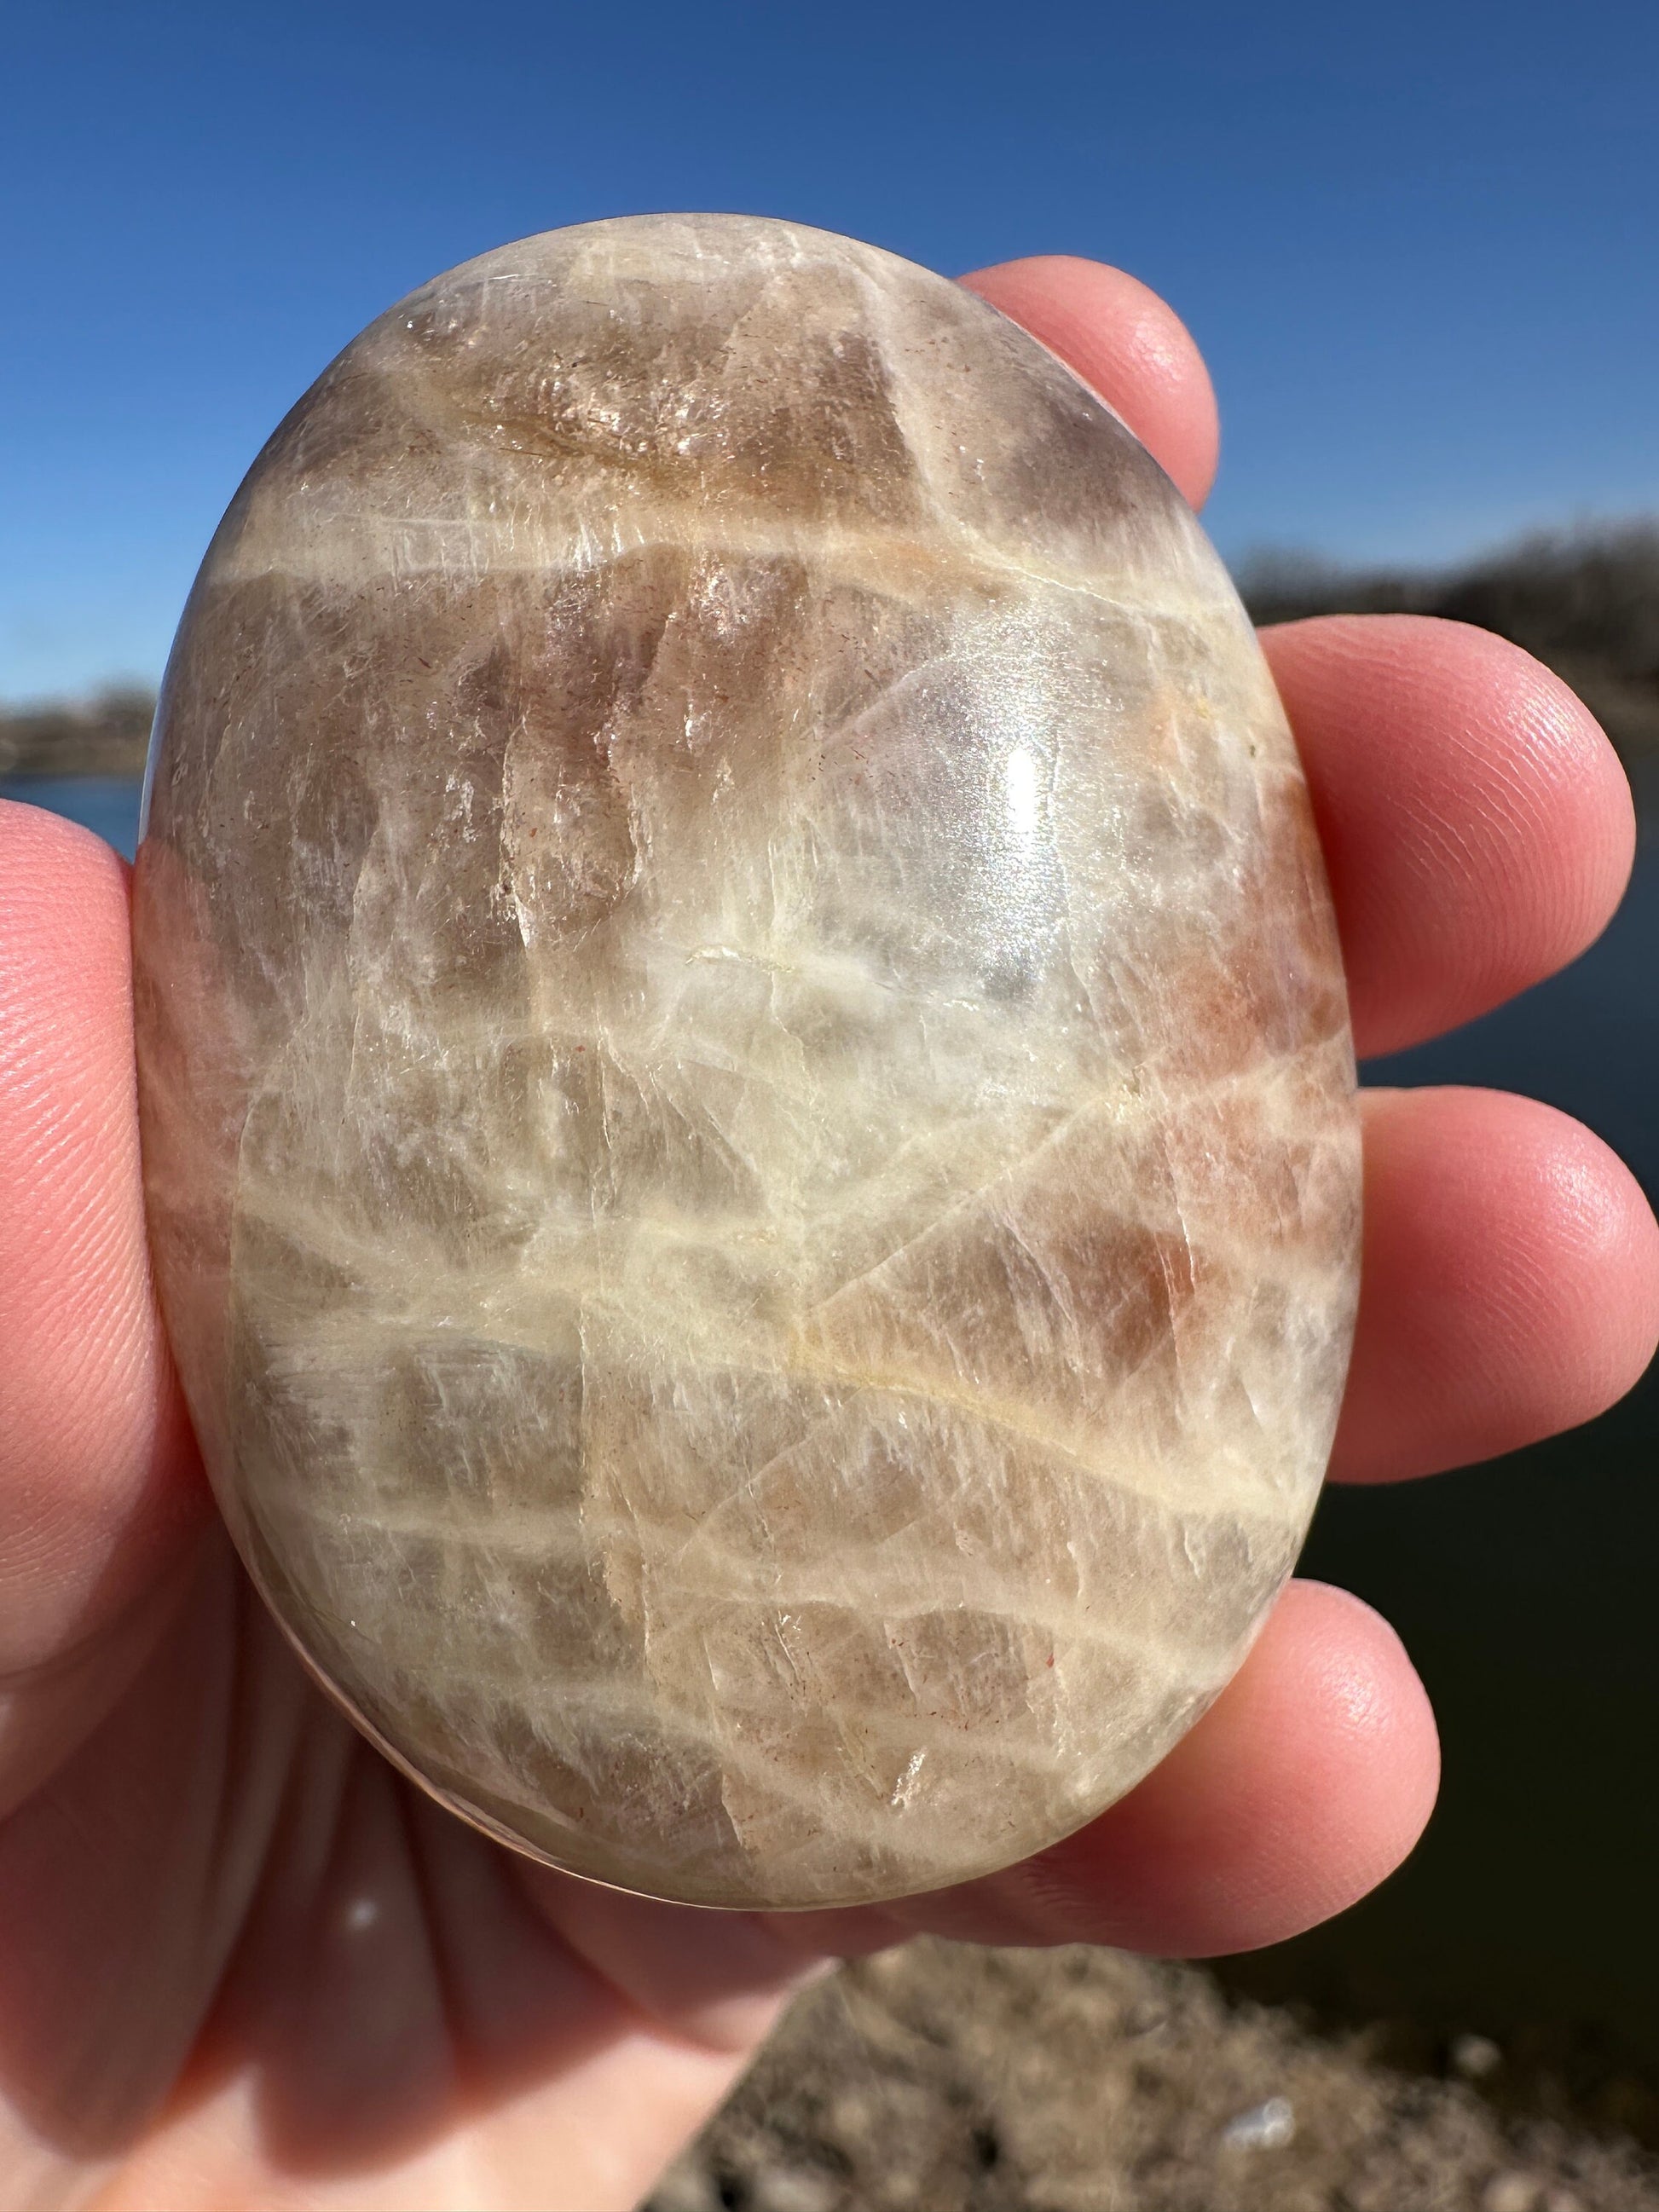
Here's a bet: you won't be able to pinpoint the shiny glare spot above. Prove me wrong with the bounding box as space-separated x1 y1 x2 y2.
1005 746 1040 838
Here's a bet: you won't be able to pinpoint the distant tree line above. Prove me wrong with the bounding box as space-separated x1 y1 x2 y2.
0 686 154 778
3 525 1656 777
1239 522 1659 762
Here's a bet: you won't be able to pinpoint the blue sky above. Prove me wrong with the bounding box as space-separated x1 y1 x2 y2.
4 0 1658 700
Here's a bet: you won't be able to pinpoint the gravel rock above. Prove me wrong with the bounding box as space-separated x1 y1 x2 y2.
643 1943 1659 2212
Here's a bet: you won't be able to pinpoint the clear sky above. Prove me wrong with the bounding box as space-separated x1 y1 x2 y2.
5 0 1658 700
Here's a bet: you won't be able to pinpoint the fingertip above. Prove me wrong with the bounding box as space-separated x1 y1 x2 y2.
1336 1087 1659 1481
1269 1580 1442 1835
933 1580 1437 1961
1094 1580 1439 1956
960 256 1220 509
1261 616 1637 1054
1 788 133 915
0 797 202 1672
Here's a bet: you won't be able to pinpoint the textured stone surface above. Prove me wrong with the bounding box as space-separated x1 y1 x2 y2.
133 215 1360 1909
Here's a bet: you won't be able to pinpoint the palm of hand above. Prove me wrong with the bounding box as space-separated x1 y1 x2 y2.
3 257 1653 2212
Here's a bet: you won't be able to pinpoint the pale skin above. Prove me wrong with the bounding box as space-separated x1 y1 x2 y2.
2 256 1656 2212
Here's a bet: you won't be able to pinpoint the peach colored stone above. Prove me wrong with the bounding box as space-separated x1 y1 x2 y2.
134 217 1360 1909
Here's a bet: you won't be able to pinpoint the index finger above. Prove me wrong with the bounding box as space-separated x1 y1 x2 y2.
961 257 1221 509
964 256 1635 1053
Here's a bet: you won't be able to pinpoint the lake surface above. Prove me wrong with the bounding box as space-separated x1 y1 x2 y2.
2 776 145 859
7 769 1659 2062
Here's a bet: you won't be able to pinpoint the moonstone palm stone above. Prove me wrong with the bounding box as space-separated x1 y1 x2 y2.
133 215 1360 1910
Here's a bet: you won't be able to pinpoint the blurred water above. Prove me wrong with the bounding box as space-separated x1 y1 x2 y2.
1242 807 1659 2071
0 776 143 859
8 767 1659 2065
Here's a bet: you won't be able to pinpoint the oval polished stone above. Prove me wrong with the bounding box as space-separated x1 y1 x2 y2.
134 215 1361 1909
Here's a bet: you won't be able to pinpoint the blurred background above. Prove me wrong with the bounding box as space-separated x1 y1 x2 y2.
5 3 1658 2205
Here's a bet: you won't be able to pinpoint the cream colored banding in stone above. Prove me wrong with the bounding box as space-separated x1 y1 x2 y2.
134 213 1360 1909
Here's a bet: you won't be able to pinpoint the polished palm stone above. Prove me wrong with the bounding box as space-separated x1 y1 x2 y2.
133 215 1361 1909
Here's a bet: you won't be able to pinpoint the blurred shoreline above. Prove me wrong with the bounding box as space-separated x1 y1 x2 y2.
5 522 1658 794
1236 521 1659 770
0 686 152 780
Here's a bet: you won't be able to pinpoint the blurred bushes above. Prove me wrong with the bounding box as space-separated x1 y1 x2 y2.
1239 522 1659 763
3 523 1656 776
0 686 153 777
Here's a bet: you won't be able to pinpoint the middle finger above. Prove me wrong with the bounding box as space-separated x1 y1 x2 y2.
1263 613 1633 1059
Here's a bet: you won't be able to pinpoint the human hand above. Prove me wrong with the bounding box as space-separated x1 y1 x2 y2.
3 255 1654 2212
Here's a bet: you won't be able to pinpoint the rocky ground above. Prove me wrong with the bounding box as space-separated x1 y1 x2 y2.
643 1943 1659 2212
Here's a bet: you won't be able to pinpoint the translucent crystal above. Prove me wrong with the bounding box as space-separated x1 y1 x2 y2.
133 216 1360 1909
